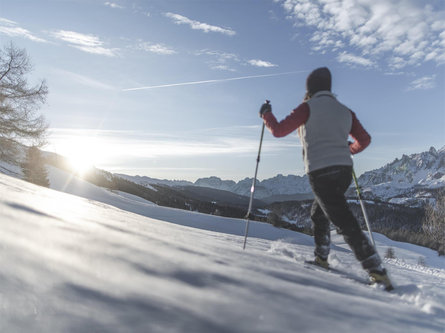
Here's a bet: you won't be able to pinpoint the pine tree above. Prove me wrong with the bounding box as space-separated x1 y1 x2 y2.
423 193 445 256
267 212 283 228
22 146 49 187
384 247 396 259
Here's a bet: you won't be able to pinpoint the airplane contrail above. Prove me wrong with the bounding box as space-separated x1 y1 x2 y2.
122 70 308 91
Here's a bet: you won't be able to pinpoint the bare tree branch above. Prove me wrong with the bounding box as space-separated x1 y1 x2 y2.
0 42 48 153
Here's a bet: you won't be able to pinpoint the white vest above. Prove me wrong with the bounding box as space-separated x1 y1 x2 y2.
300 91 353 173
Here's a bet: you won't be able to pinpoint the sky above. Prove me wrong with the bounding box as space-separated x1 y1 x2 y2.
0 0 444 181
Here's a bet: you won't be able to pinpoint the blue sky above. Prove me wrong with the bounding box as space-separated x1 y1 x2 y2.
1 0 444 181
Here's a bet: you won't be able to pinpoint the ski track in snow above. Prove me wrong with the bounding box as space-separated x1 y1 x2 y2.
1 170 445 333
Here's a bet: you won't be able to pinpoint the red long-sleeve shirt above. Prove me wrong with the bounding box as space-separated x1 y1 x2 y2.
262 102 371 154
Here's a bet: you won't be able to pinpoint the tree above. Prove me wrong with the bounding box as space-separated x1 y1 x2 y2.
22 146 49 187
384 247 396 259
422 193 445 256
267 212 283 228
417 256 427 267
0 42 48 160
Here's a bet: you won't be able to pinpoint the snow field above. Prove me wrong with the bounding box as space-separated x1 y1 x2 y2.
1 172 445 333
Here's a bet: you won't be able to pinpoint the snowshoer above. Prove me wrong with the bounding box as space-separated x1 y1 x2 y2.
259 67 392 290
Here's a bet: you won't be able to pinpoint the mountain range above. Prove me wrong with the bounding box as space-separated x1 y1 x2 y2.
2 143 443 210
119 145 445 207
356 146 445 206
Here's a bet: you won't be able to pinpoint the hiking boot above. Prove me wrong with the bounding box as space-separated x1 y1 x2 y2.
314 256 329 269
369 268 394 291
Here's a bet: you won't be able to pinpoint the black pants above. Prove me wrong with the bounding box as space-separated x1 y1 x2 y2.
308 165 381 271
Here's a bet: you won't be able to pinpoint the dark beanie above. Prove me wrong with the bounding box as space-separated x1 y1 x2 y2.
306 67 331 97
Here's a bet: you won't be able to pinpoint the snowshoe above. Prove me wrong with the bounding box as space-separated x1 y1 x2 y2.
369 268 394 291
306 256 329 270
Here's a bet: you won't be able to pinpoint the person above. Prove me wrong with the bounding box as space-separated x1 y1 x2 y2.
259 67 392 290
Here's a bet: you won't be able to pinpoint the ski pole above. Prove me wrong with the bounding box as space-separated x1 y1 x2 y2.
352 168 376 247
243 101 268 250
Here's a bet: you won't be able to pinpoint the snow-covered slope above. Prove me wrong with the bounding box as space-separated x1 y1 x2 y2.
1 172 444 333
0 159 22 178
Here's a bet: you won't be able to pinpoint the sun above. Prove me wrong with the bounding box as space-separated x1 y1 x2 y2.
51 130 116 177
60 138 97 177
67 153 94 176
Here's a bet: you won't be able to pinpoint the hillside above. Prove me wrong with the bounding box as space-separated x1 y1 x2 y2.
1 172 445 332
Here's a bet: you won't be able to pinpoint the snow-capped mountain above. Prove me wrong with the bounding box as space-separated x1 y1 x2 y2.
116 174 194 188
195 146 445 204
195 174 312 200
121 173 312 201
120 146 444 206
357 146 445 206
195 176 237 192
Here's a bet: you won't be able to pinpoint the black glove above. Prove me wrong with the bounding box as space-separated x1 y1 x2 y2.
259 100 271 117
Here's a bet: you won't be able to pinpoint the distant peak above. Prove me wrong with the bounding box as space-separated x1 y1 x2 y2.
195 176 222 183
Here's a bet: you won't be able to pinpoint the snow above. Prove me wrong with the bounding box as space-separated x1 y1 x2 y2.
358 146 445 202
1 171 445 333
388 197 412 205
48 166 157 209
257 208 272 215
0 160 22 178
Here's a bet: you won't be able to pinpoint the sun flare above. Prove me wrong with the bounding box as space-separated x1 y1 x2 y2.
67 154 94 176
58 136 99 177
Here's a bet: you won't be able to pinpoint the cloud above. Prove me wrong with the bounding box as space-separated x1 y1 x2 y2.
278 0 445 69
195 49 240 71
248 59 278 68
51 30 116 56
47 126 301 180
337 52 374 67
0 18 16 25
48 127 297 164
195 50 277 71
165 12 236 36
407 75 436 91
104 2 124 9
0 17 46 42
138 42 176 55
